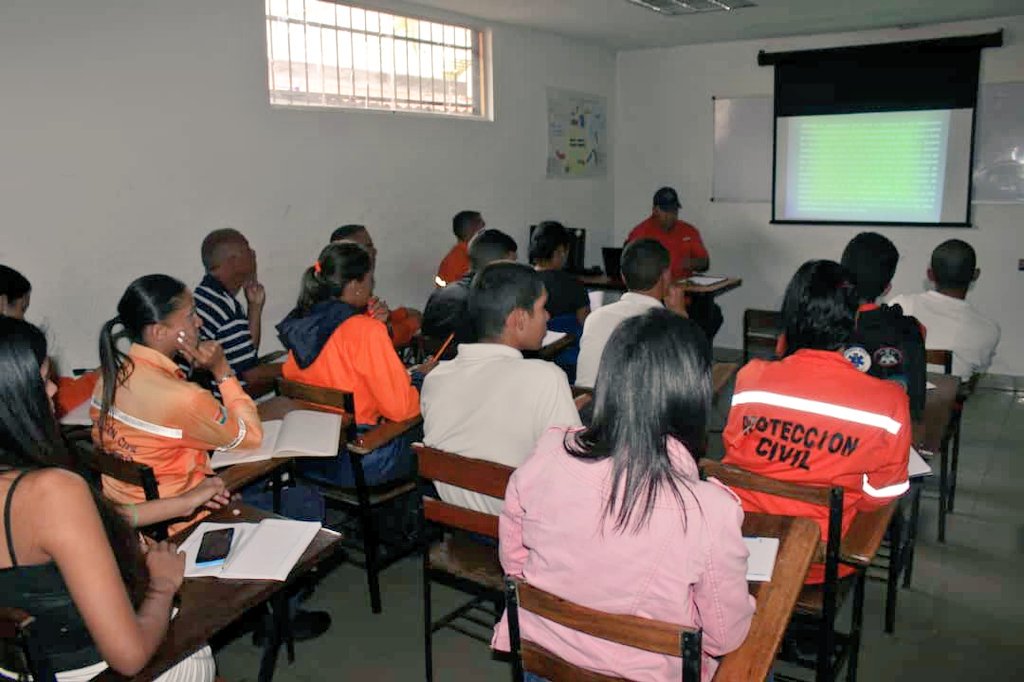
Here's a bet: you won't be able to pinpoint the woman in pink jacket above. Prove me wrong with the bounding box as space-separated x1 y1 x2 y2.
494 308 755 681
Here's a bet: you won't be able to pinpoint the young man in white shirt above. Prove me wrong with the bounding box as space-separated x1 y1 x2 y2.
575 239 688 388
420 262 581 515
890 239 1000 379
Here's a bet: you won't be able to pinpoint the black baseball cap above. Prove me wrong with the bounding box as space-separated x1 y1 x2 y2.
653 187 681 210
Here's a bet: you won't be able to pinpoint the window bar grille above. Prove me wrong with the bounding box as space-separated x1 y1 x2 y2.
302 1 310 104
334 2 341 102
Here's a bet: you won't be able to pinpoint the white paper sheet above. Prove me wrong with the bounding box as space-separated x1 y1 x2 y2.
685 276 728 287
909 447 932 478
744 536 780 582
542 331 567 347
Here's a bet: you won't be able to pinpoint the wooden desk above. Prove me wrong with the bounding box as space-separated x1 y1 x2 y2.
538 332 576 361
218 396 349 493
680 276 743 296
712 362 738 398
94 504 343 682
916 373 959 453
715 514 819 682
577 275 743 297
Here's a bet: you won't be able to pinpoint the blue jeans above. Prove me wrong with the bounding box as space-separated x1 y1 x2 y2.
242 481 325 522
296 425 416 489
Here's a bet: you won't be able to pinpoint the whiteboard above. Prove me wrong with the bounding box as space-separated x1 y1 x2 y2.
711 84 1024 204
972 82 1024 203
712 96 772 202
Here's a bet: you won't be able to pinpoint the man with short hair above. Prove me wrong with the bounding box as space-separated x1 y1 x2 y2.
839 232 926 420
421 261 581 515
194 228 281 397
626 187 722 340
890 239 1000 378
421 228 517 348
436 210 485 287
330 224 422 348
575 239 687 388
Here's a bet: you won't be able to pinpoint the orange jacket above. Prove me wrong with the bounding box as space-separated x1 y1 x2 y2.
722 349 911 583
90 344 262 532
437 241 470 286
387 307 420 347
55 371 99 418
282 315 420 426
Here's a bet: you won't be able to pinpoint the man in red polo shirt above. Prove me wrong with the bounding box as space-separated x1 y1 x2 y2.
626 187 722 340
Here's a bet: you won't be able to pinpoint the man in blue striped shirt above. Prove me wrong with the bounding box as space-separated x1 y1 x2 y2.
194 229 282 397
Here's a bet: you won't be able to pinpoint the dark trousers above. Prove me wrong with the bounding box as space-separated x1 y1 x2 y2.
687 293 723 342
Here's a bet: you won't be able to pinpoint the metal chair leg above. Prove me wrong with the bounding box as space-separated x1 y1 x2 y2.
903 484 921 588
938 440 949 543
948 414 962 513
847 573 865 682
885 507 903 634
351 452 382 613
423 554 434 682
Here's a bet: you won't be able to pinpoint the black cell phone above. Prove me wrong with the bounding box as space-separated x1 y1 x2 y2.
195 528 235 566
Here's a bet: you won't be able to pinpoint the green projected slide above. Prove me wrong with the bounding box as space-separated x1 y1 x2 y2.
775 109 971 224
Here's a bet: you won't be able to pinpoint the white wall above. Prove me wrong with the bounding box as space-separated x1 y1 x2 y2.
616 16 1024 375
0 0 615 368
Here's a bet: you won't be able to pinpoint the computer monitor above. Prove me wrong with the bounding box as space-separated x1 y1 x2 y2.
528 225 586 274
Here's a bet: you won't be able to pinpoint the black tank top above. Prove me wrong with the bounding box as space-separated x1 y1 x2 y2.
0 470 100 673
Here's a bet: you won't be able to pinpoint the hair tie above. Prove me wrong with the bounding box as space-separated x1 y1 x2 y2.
313 261 322 275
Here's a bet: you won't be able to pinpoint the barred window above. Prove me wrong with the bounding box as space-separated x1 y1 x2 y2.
265 0 490 118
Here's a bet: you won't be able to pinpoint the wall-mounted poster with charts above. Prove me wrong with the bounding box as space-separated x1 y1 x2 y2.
547 88 607 178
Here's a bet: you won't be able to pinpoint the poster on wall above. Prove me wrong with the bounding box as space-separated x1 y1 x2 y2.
546 88 607 178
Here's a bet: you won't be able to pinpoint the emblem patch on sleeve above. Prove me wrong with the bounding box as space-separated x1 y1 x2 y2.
843 346 872 372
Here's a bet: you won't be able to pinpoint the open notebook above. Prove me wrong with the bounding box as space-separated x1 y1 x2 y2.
744 536 780 582
179 519 323 580
209 410 342 469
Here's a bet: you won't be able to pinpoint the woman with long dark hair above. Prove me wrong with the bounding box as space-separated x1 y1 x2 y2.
277 241 435 487
0 317 214 681
493 309 754 681
91 274 259 533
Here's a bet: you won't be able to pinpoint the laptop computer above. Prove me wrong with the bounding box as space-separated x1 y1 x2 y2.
602 247 623 280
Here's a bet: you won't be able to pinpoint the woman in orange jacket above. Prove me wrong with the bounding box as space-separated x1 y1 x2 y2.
277 241 436 487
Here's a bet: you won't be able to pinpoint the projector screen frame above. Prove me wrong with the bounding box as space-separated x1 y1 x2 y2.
762 31 1001 228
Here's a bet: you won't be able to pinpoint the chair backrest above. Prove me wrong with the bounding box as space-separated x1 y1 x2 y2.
72 444 167 540
504 577 702 682
277 378 358 441
0 607 57 682
699 460 843 588
742 309 783 364
924 348 954 376
414 445 513 539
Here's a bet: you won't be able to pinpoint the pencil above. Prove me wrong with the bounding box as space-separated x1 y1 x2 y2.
431 333 456 362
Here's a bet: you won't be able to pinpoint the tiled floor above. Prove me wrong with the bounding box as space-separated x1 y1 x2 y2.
216 377 1024 681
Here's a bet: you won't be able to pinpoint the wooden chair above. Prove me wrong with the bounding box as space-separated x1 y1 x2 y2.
277 378 421 614
414 444 513 682
71 441 168 541
742 309 783 364
700 460 861 682
924 348 972 520
505 577 702 682
0 607 57 682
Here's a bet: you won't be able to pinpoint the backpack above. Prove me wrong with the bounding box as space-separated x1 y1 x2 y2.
845 303 926 420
